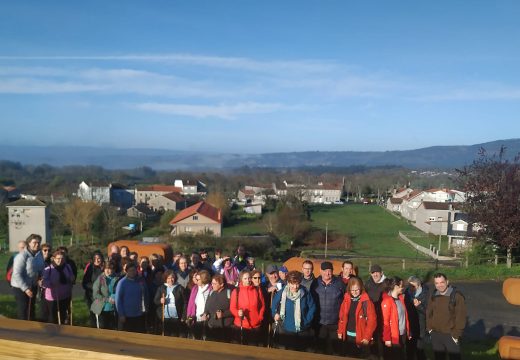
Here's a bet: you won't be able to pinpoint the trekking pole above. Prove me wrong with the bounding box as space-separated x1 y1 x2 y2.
56 293 61 325
69 298 73 326
202 317 207 341
161 291 165 336
267 291 275 348
27 294 32 321
239 309 244 345
95 314 100 329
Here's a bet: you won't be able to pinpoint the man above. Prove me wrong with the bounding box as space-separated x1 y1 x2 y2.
278 266 288 284
364 264 386 358
264 265 283 294
311 261 345 355
233 245 249 272
115 262 149 333
340 261 355 285
426 273 466 360
6 240 26 284
199 249 214 274
301 260 316 291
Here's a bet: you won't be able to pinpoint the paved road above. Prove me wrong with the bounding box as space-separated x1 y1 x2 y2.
1 280 518 340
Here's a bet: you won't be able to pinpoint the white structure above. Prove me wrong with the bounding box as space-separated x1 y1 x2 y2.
77 181 110 204
6 199 51 252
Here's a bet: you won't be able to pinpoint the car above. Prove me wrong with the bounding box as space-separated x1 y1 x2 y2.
333 200 344 205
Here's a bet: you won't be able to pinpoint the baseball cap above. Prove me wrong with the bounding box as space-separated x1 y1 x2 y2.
279 266 288 273
266 264 279 274
370 264 382 273
320 261 333 271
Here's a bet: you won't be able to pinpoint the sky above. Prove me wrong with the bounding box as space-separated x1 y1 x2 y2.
1 1 520 154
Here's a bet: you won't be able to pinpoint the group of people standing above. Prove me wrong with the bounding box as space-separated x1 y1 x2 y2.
8 235 467 360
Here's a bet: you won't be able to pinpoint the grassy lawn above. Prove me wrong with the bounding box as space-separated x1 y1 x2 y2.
400 230 451 256
309 204 425 257
222 217 267 236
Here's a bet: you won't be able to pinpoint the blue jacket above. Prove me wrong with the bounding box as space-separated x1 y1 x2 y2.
115 275 149 318
311 275 345 325
272 285 316 333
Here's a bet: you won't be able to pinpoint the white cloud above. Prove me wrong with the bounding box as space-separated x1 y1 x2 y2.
134 101 295 119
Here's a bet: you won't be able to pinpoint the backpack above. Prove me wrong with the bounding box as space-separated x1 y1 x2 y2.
6 266 13 284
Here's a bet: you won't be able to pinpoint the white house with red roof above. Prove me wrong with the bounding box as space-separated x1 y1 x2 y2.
169 201 222 237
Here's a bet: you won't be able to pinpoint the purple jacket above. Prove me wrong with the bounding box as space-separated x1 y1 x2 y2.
187 284 213 318
42 264 74 301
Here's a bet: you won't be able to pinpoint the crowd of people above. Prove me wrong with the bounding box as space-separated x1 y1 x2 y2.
8 233 467 360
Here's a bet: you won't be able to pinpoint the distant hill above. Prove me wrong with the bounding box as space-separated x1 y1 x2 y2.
1 139 519 170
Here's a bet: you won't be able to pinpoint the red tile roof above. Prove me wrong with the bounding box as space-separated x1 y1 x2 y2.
422 201 452 210
240 189 255 195
390 198 403 204
170 201 222 224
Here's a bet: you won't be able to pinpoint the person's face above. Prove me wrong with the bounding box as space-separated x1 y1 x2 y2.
110 245 119 255
41 247 50 259
268 272 279 283
28 238 40 252
408 282 420 294
173 254 181 263
241 273 251 286
394 282 404 295
251 273 261 286
321 269 332 282
288 281 300 293
192 273 199 284
129 254 137 261
140 260 149 269
302 264 313 278
349 284 361 297
434 276 449 294
195 274 202 286
371 271 382 283
191 254 200 264
212 279 224 292
104 267 114 276
126 266 137 279
237 246 245 257
342 264 353 277
179 259 188 271
166 274 175 286
200 252 208 260
121 248 129 257
18 243 27 253
247 258 255 266
94 255 103 266
53 254 64 266
279 271 287 281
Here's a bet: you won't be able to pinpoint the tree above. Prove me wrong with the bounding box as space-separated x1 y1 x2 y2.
206 191 230 223
457 147 520 267
62 198 101 245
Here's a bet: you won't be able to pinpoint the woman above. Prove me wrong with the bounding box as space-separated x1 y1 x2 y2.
202 274 234 342
82 251 105 327
381 277 410 360
404 276 428 360
222 257 239 287
186 270 213 339
337 276 377 357
42 250 75 324
91 261 119 330
154 270 186 337
230 271 265 345
11 234 45 320
272 270 316 351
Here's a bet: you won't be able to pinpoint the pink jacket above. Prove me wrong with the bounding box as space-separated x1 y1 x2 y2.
42 264 74 301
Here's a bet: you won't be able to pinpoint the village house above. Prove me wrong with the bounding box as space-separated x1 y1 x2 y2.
174 179 207 196
273 181 343 204
169 201 222 237
135 185 182 204
148 192 187 212
126 203 159 220
6 198 51 252
77 181 111 204
447 212 475 251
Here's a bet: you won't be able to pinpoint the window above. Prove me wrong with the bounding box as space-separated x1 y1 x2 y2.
192 215 198 220
185 226 192 232
455 223 465 231
429 216 436 221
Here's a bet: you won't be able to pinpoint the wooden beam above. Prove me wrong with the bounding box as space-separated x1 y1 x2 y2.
0 318 350 360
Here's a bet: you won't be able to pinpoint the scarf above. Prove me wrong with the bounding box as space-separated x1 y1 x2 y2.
280 286 304 332
54 263 68 285
223 264 238 285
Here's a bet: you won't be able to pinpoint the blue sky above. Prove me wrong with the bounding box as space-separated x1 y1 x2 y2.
1 1 520 153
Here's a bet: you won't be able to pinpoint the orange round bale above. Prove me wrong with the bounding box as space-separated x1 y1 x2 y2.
503 278 520 306
108 240 173 264
283 257 356 278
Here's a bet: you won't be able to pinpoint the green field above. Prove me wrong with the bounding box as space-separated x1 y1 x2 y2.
309 204 423 257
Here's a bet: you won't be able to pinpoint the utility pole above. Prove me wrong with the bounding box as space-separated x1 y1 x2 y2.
325 222 328 258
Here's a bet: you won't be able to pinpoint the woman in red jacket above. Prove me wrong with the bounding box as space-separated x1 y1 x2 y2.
381 277 410 360
337 276 377 357
230 271 265 345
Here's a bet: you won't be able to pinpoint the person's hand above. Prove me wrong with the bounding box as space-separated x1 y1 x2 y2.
238 309 244 318
385 340 392 347
361 339 369 345
268 286 277 293
413 298 421 307
216 310 223 319
109 298 115 304
337 333 343 339
25 289 33 298
274 313 281 322
160 297 165 305
200 313 208 321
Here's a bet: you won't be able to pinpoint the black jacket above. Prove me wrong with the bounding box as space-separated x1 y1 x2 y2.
204 287 234 328
153 284 187 321
405 284 429 339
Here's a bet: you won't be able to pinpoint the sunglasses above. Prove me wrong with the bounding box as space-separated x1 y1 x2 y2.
252 276 261 279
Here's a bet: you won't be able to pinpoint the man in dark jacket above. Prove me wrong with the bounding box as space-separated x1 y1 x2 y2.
311 261 345 355
364 264 386 358
405 275 429 360
426 273 466 360
82 251 105 327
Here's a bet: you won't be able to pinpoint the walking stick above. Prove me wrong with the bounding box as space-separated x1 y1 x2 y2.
27 294 32 321
95 314 100 329
69 298 73 326
56 294 61 325
239 309 244 345
267 291 275 348
202 318 207 341
161 291 165 336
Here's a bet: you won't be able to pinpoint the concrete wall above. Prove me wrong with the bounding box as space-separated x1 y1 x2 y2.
7 205 50 251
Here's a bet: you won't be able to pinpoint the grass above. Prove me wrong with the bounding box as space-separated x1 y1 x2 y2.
400 230 451 256
222 217 267 236
309 204 426 257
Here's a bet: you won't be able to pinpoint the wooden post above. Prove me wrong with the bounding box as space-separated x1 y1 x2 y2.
465 255 469 268
368 260 372 274
402 259 405 271
495 255 499 266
